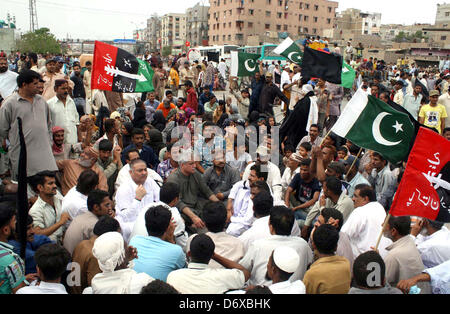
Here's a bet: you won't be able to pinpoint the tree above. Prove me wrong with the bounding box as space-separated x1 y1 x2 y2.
394 30 427 43
162 46 172 57
16 28 61 54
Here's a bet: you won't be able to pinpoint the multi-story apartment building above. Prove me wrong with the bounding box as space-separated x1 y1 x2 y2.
335 8 382 37
186 3 210 47
435 2 450 27
147 15 162 51
208 0 338 46
161 13 187 52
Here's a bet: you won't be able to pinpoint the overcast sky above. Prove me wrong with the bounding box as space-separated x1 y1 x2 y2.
0 0 445 40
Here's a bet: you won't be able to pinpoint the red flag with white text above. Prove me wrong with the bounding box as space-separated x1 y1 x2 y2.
390 127 450 222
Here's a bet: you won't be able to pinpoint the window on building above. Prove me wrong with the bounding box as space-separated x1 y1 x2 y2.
266 0 271 4
229 9 232 16
327 18 331 24
445 12 450 16
278 12 282 18
305 3 309 9
304 27 309 33
304 15 309 21
249 22 253 28
249 9 254 15
266 11 271 17
265 23 270 30
228 34 231 40
314 5 319 11
223 23 226 28
229 22 231 27
314 16 318 22
328 7 332 13
313 28 317 34
299 14 302 21
299 2 303 9
283 25 288 31
223 35 226 41
441 36 447 41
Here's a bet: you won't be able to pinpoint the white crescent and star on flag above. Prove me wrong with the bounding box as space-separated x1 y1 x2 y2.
244 59 256 72
372 112 404 146
288 52 302 63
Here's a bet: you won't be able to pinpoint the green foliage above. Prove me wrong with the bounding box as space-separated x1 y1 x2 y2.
16 28 61 54
394 30 427 43
162 46 172 57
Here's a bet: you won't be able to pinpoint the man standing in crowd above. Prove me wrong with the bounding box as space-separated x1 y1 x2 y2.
71 63 87 117
0 70 58 180
0 56 18 101
48 79 79 145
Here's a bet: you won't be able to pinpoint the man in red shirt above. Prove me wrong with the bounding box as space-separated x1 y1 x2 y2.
181 80 198 113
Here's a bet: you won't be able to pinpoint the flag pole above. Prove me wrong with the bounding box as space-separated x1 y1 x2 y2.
375 213 391 251
320 128 333 147
345 147 363 178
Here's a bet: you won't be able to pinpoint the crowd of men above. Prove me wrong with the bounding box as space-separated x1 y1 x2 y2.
0 40 449 295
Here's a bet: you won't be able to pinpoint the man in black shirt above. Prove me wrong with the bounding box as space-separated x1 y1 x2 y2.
258 72 289 116
285 159 321 221
70 63 86 116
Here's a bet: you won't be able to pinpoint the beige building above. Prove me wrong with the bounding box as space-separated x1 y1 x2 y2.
186 3 210 47
435 2 450 27
147 15 162 52
333 8 382 40
161 13 187 52
379 23 431 42
208 0 338 46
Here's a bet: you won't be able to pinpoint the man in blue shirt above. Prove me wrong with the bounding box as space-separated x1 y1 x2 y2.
198 86 216 107
0 202 35 294
121 128 159 170
249 62 265 115
9 215 53 275
129 205 186 281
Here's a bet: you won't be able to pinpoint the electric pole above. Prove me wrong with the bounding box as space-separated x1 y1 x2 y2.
29 0 38 32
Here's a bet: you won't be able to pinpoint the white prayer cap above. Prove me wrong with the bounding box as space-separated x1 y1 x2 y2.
302 84 314 94
92 232 126 273
178 149 193 164
273 247 300 273
256 145 270 156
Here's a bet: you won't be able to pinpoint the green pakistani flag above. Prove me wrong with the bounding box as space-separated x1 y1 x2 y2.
230 51 261 77
341 61 356 89
332 89 415 164
274 37 303 64
135 59 155 92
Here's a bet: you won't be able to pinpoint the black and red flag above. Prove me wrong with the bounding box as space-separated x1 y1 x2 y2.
301 46 343 84
91 41 154 93
390 127 450 222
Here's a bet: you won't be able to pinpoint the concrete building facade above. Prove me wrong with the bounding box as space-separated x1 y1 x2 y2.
147 15 162 52
334 8 382 38
0 28 16 54
186 3 210 47
161 13 187 52
207 0 338 46
435 2 450 27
